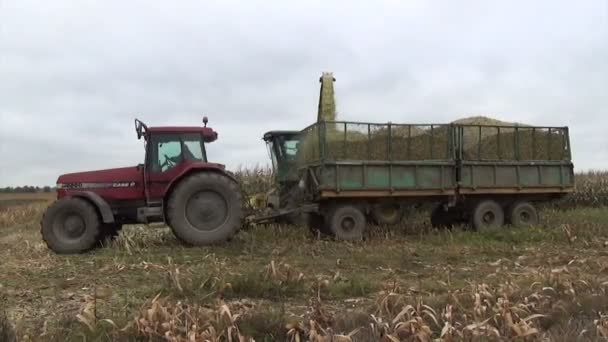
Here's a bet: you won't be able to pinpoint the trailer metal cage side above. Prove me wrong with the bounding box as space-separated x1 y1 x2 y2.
298 120 574 198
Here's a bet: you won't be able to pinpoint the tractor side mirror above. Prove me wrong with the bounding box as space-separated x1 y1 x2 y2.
134 118 148 140
203 116 208 127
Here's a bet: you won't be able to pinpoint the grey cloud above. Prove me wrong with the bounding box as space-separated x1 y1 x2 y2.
1 0 607 186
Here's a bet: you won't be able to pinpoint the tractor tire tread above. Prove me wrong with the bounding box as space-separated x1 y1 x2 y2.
41 197 102 254
166 172 244 245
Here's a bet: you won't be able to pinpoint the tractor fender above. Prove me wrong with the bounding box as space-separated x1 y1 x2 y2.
70 191 115 224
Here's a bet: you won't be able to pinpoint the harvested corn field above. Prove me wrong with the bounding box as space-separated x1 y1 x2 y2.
1 192 608 340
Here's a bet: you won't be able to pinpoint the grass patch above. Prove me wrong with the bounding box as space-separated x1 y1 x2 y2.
326 276 378 299
237 307 287 341
225 271 308 300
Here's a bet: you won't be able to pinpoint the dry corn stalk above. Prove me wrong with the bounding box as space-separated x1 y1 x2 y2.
596 313 608 339
75 287 116 333
262 260 304 285
132 295 252 342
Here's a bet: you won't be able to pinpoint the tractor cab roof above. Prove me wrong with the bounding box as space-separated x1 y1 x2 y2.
262 130 300 142
135 118 218 143
148 126 218 143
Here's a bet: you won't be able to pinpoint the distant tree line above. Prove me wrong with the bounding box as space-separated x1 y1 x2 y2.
0 186 55 193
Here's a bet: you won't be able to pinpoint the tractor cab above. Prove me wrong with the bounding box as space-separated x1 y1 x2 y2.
135 118 218 171
134 118 224 202
263 130 301 187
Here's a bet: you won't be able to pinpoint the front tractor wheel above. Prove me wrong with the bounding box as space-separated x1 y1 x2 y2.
327 204 366 241
471 200 504 231
41 197 102 254
166 172 244 246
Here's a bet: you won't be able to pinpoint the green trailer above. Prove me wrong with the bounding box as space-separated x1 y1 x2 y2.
296 120 574 238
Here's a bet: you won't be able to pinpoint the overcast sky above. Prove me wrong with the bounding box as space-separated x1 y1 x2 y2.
1 1 607 186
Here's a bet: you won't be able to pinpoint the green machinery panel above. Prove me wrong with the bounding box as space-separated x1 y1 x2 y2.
459 163 574 189
317 163 456 190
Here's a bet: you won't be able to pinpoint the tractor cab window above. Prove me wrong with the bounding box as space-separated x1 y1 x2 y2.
152 135 182 172
266 140 278 171
148 133 207 173
277 136 299 162
182 133 206 162
282 139 299 161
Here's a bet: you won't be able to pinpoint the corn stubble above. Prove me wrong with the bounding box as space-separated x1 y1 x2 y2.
50 255 608 341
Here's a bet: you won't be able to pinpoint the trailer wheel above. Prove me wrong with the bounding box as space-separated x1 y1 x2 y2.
508 202 538 227
471 200 504 231
327 204 366 240
371 201 403 225
41 197 102 254
167 172 243 245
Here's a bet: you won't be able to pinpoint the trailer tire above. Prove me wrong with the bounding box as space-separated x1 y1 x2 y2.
472 200 504 231
41 197 102 254
327 204 366 240
167 172 243 245
371 201 403 225
508 202 538 227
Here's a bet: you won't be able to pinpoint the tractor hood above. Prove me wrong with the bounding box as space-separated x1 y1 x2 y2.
57 166 142 189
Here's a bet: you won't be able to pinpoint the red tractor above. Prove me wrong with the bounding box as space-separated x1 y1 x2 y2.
41 118 244 254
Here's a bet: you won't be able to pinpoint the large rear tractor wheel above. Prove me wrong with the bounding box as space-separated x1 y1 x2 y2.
508 202 538 227
326 204 366 241
166 172 244 245
471 200 504 231
371 201 403 225
41 197 102 254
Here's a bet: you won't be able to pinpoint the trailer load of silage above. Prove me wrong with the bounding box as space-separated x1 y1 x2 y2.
299 115 569 163
455 116 569 161
300 122 451 162
322 123 451 161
